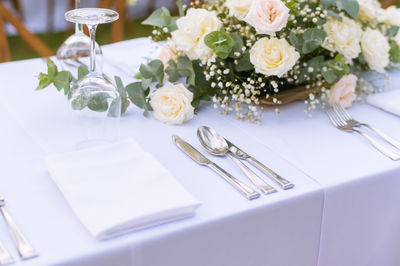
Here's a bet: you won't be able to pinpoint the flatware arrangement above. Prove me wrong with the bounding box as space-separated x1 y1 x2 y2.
173 127 294 200
327 104 400 161
0 195 38 265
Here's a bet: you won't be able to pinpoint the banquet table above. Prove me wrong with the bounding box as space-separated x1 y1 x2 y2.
0 38 399 266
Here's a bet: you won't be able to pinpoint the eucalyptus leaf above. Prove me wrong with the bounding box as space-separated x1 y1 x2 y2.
321 66 337 83
176 0 184 16
326 10 343 21
126 82 147 109
204 30 234 59
36 73 52 90
139 60 164 83
302 28 326 54
71 94 89 111
390 41 400 64
142 7 172 28
165 60 179 82
336 0 359 19
177 56 195 86
235 52 254 72
78 65 89 80
47 59 57 80
87 92 110 112
115 76 130 115
54 71 73 95
229 32 244 59
387 26 400 38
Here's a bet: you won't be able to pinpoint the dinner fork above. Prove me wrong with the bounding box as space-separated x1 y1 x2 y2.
333 104 400 151
0 241 14 265
326 108 400 161
0 195 38 260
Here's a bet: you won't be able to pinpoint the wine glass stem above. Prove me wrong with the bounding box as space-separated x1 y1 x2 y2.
88 24 98 73
74 0 83 35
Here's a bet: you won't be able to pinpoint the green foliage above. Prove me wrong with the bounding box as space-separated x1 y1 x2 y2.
322 54 350 83
36 59 72 95
139 60 165 83
289 28 326 54
176 0 184 17
389 41 400 64
235 51 254 72
387 26 400 38
78 65 89 80
142 7 177 32
115 76 131 114
229 32 244 59
126 82 152 116
321 0 359 19
204 30 234 59
326 10 343 21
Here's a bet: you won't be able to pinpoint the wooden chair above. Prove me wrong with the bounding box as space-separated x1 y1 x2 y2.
97 0 126 43
0 1 53 62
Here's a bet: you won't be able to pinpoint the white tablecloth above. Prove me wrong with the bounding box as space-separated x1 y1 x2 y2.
0 38 399 266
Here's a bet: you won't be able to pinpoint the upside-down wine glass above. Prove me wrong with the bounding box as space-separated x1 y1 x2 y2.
57 0 102 71
65 8 121 148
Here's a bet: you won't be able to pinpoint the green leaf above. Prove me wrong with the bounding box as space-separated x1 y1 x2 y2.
235 52 254 72
87 92 111 112
71 94 89 111
288 32 302 52
134 72 143 79
387 26 400 37
325 54 350 78
141 78 153 89
139 60 165 83
36 73 52 90
326 10 343 21
165 60 179 82
78 65 89 80
302 28 326 54
177 56 195 86
47 59 57 80
142 7 172 28
176 0 184 17
390 41 400 64
321 0 335 7
115 76 130 115
126 82 148 110
321 66 337 83
53 71 73 95
204 30 234 59
229 32 244 59
108 98 122 117
336 0 359 19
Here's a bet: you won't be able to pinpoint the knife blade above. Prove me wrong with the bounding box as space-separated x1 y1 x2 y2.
172 135 211 166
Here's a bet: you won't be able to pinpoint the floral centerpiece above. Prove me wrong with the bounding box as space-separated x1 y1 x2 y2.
37 0 400 125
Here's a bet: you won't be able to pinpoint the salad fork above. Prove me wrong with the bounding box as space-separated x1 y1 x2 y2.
326 108 400 161
333 104 400 151
0 195 38 260
0 241 14 265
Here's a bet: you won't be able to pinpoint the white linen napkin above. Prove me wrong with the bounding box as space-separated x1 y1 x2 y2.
45 139 201 240
367 90 400 117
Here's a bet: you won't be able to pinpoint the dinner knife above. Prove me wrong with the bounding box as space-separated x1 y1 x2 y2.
225 139 295 190
172 135 260 200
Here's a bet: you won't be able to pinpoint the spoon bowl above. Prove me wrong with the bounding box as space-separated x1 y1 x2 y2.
197 126 229 156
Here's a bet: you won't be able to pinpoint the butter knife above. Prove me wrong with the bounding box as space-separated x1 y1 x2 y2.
0 241 14 265
226 140 294 190
172 135 260 200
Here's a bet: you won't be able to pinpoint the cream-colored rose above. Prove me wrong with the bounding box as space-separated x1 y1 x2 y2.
250 37 299 77
378 6 400 26
150 83 194 125
329 74 358 108
244 0 289 35
361 28 390 73
358 0 381 21
322 16 362 63
171 9 221 61
225 0 253 20
158 40 177 66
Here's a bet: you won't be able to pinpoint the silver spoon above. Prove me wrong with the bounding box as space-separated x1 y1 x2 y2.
197 126 277 195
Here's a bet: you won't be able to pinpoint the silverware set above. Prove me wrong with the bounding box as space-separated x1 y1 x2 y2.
327 104 400 161
173 126 294 200
0 195 38 265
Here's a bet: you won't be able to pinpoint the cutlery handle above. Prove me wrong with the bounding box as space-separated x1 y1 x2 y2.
362 124 400 151
227 154 276 195
0 241 14 265
0 207 38 260
208 163 260 200
353 129 400 161
247 157 294 190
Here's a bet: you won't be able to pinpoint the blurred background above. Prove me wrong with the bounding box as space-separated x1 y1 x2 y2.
0 0 398 62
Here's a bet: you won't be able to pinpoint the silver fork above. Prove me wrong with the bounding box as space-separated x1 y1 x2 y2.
0 196 38 260
326 108 400 161
333 104 400 151
0 241 14 265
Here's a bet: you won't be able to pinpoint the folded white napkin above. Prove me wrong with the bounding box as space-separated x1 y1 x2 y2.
45 139 201 240
367 90 400 117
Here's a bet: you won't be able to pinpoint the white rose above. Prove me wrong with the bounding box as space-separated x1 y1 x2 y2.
225 0 253 20
244 0 289 35
329 74 358 108
171 9 222 61
378 6 400 26
250 37 299 77
358 0 381 21
322 16 362 63
150 83 194 125
361 28 390 73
